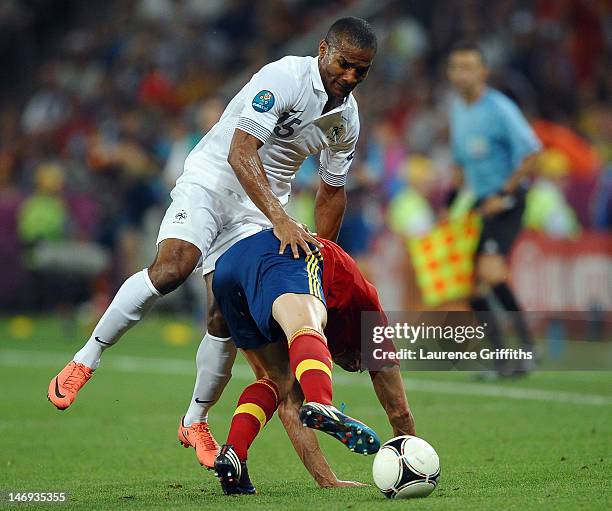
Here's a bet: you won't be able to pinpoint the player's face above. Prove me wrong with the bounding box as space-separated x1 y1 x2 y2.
447 50 487 95
318 39 375 99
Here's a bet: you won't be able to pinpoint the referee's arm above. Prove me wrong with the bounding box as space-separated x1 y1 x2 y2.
499 98 542 194
501 152 538 195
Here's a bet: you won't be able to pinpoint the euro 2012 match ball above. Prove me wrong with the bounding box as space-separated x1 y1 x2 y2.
372 435 440 499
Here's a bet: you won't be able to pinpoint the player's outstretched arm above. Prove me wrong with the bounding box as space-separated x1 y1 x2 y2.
227 129 322 258
314 179 347 242
370 365 416 436
277 382 365 488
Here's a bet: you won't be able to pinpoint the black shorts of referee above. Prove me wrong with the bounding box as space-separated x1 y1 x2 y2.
474 185 528 256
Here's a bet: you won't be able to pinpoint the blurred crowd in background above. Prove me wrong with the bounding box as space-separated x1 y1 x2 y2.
0 0 610 315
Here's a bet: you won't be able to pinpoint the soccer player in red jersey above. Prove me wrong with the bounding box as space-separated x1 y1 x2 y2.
210 229 415 494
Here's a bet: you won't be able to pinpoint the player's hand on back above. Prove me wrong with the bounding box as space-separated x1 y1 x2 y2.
272 214 323 259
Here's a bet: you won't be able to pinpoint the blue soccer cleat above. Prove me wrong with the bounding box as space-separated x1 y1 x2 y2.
299 402 380 455
213 444 256 495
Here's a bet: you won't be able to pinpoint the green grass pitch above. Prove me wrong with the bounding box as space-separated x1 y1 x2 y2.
1 315 610 510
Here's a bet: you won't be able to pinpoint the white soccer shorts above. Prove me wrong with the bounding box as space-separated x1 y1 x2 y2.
156 182 272 274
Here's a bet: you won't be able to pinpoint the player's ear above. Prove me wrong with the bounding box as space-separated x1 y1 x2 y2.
319 39 328 60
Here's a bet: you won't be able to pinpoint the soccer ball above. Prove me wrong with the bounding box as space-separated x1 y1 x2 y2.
372 435 440 499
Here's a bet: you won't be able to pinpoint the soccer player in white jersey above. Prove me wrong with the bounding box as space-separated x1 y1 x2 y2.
48 17 377 469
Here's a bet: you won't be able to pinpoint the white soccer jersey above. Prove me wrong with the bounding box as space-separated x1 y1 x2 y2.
178 56 360 205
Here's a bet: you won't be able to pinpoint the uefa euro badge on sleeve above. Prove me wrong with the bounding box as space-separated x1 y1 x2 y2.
252 90 275 112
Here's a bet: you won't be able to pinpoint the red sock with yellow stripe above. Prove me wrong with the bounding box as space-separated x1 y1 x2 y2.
289 328 333 405
227 378 279 460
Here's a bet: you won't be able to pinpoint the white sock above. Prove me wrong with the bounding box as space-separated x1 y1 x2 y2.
73 269 161 369
183 332 236 426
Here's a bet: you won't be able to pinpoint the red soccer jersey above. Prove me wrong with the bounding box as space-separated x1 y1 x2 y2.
318 238 392 372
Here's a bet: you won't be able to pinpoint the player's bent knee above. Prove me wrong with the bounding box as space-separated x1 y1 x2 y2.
148 261 191 295
148 240 201 294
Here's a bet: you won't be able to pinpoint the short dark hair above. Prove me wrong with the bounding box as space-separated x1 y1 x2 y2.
325 17 377 52
449 41 486 63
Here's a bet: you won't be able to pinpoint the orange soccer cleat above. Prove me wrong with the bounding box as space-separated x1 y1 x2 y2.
178 417 220 469
48 361 94 410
